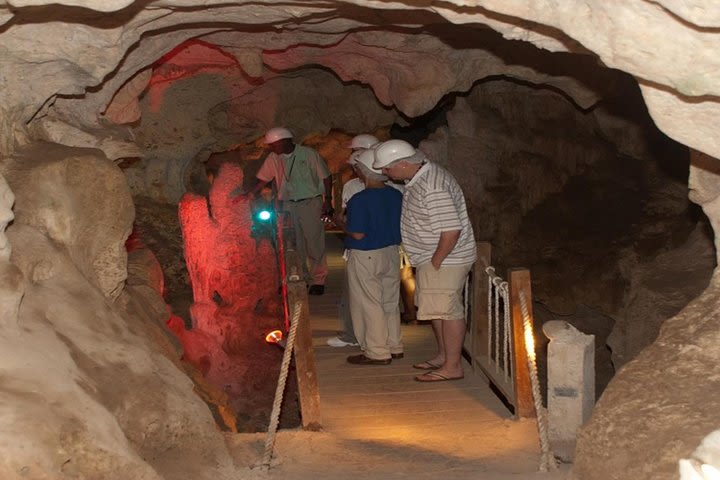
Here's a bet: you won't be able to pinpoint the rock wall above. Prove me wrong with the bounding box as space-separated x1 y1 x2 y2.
0 146 236 480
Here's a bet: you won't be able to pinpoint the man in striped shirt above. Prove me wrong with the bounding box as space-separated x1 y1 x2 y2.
374 139 476 382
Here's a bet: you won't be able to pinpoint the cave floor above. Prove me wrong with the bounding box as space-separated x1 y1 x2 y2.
224 234 570 479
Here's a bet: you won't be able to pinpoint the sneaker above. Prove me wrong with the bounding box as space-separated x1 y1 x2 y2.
327 336 359 347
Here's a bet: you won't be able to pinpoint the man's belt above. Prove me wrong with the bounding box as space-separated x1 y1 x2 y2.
286 195 321 202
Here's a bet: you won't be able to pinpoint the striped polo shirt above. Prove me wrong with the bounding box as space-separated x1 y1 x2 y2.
400 162 476 267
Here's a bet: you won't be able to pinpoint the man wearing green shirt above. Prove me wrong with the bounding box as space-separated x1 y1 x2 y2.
252 127 332 295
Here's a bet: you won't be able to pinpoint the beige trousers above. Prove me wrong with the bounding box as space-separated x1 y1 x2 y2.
347 245 403 360
283 196 328 285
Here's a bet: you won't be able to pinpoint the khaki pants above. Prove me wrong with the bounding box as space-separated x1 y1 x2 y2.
283 196 328 285
347 246 403 360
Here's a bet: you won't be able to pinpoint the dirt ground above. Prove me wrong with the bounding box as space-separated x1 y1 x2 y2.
223 430 571 480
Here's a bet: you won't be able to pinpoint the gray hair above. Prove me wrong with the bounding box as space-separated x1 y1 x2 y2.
356 162 388 182
403 150 428 165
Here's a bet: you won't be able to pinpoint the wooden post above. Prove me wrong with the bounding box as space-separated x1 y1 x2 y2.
281 208 321 430
287 280 322 430
509 268 536 418
470 242 492 372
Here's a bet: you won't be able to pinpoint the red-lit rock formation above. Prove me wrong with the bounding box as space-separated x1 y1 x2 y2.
176 162 288 431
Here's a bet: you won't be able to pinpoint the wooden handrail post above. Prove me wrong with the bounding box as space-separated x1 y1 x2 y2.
281 209 321 430
509 268 536 419
470 242 492 370
287 280 322 430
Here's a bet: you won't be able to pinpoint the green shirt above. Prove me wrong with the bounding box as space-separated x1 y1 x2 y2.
256 145 330 201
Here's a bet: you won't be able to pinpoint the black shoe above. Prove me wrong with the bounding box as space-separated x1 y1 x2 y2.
308 285 325 295
346 354 391 365
391 353 404 359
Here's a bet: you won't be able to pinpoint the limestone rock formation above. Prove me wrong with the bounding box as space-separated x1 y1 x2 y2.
3 144 134 299
573 275 720 480
0 173 24 329
0 148 236 479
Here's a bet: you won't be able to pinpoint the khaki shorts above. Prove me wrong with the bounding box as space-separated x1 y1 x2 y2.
415 262 473 320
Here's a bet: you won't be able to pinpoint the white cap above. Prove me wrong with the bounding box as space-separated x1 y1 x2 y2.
264 127 293 144
372 139 416 169
349 134 379 150
355 149 383 174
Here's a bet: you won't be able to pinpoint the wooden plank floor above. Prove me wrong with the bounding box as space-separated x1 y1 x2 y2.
306 234 541 470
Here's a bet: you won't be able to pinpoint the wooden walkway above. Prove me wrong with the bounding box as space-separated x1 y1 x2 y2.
304 234 543 473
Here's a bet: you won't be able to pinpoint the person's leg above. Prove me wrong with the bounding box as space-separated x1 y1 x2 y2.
429 319 445 365
346 251 367 351
413 263 445 368
415 263 472 380
438 318 466 378
299 197 327 288
328 266 358 346
347 249 391 361
379 246 403 356
285 201 311 283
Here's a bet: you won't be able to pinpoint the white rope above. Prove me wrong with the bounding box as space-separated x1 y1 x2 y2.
500 281 511 381
486 266 494 365
518 291 556 472
492 276 503 372
261 302 302 469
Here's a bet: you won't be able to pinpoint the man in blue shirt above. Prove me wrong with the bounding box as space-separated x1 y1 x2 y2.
335 148 404 365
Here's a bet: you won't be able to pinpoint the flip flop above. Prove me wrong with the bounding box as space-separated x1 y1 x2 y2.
412 361 442 370
414 371 464 382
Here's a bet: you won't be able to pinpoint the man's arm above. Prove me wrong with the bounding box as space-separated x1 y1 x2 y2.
230 178 270 200
331 213 365 239
431 230 461 270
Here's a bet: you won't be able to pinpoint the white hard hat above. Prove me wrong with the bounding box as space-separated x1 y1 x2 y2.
355 148 383 174
349 134 379 150
264 127 293 144
372 139 416 169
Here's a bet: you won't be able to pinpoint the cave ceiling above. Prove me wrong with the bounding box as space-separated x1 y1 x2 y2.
0 0 718 159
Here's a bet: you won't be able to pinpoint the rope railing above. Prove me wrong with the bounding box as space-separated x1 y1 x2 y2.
519 290 556 472
260 302 302 469
484 266 512 381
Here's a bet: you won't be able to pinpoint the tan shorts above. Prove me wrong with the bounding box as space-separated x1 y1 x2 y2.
415 262 473 320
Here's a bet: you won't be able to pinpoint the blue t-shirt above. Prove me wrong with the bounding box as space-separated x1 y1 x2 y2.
345 186 402 251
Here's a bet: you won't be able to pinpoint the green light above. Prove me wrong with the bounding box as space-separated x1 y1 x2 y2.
257 210 272 221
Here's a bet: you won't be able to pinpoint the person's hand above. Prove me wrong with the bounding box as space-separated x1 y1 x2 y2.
431 257 442 271
230 186 254 203
332 212 345 229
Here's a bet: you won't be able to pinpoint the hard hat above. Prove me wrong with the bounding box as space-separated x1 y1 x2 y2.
349 134 379 150
347 150 363 166
355 148 383 174
372 139 416 169
264 127 293 144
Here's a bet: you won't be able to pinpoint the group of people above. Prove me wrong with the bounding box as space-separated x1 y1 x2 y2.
247 127 476 382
